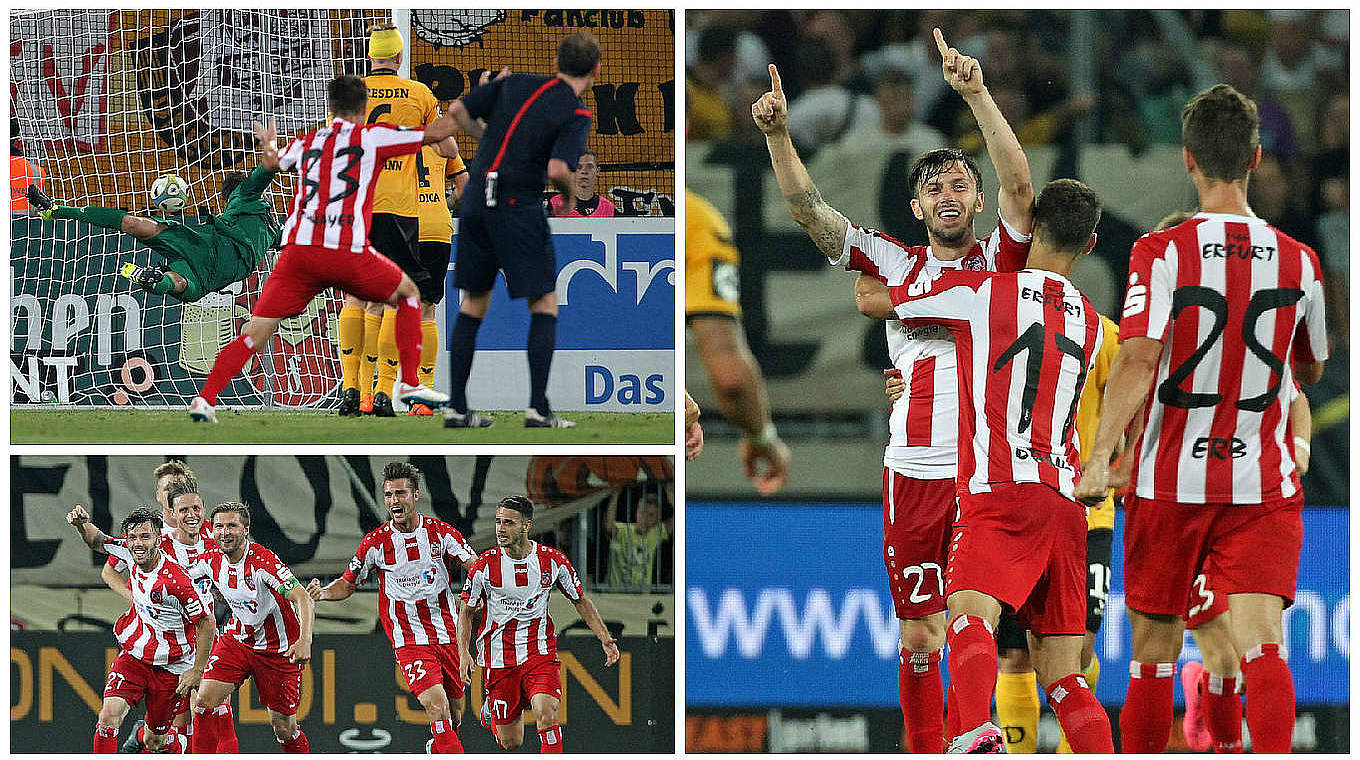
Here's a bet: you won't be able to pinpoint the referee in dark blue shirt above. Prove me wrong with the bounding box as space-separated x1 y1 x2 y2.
443 30 599 429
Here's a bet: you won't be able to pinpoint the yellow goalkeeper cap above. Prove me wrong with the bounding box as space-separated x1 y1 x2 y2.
368 27 403 59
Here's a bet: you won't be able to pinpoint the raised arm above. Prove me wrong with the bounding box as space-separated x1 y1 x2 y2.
934 28 1034 234
572 595 620 666
66 505 113 553
752 64 848 260
252 118 280 172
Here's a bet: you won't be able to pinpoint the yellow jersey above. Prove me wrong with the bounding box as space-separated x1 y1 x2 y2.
364 70 438 217
416 146 467 244
684 189 741 319
1076 314 1120 530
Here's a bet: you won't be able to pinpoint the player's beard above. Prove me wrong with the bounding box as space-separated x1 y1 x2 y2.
927 208 973 247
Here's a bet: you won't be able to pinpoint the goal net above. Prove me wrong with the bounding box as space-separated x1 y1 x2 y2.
9 9 387 408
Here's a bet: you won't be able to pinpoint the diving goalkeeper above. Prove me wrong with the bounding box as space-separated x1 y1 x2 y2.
26 165 280 303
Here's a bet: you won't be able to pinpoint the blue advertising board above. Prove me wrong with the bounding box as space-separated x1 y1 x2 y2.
686 502 1349 707
443 218 674 411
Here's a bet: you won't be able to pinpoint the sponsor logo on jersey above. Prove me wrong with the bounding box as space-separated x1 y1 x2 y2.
243 599 258 615
1013 446 1074 470
422 567 439 584
1191 436 1248 459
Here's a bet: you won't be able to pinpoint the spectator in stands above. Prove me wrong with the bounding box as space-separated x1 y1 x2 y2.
10 114 45 213
1261 10 1344 140
1313 92 1348 348
1214 41 1298 159
603 491 671 589
687 24 741 141
549 150 616 217
1247 152 1314 245
787 36 876 154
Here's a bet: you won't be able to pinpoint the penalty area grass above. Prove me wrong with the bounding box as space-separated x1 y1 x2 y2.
10 409 674 445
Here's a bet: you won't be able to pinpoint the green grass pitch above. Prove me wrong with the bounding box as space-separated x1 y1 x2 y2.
10 409 674 445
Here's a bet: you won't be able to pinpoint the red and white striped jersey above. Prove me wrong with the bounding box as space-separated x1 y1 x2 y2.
106 528 217 577
277 118 425 253
1119 213 1328 503
460 542 584 669
890 268 1103 500
102 540 209 674
187 544 301 654
835 216 1031 478
341 515 476 648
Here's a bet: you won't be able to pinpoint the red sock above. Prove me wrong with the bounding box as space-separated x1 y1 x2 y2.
945 615 998 734
899 648 945 753
1202 671 1243 752
215 704 239 753
191 707 219 753
430 720 464 753
537 724 563 753
1046 673 1113 753
94 725 118 753
279 728 309 753
1119 660 1174 753
395 296 422 387
200 334 256 404
1241 644 1294 753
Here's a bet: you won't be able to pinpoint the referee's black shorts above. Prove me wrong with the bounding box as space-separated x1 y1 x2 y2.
369 212 428 297
453 195 556 300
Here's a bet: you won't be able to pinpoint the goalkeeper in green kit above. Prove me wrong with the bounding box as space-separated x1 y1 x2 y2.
26 163 280 303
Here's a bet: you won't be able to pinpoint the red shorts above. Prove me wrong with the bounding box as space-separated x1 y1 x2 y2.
946 483 1088 636
395 642 465 700
203 634 303 715
882 469 956 619
1124 493 1304 626
103 652 190 734
254 243 403 318
482 654 561 726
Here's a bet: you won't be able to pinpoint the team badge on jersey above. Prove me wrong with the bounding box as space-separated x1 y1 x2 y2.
150 588 163 604
540 570 553 588
244 574 256 592
961 252 986 270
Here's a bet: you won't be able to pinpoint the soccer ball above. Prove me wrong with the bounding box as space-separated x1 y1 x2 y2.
150 174 190 213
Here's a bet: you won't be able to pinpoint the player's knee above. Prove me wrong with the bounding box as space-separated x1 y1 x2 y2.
534 704 558 726
417 690 451 722
901 626 943 653
498 731 523 750
527 292 558 316
393 275 420 302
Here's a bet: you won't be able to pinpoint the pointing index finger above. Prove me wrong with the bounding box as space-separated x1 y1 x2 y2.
768 63 783 96
933 27 949 57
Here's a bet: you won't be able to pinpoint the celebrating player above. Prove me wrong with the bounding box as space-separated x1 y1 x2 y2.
27 163 279 303
1075 84 1328 754
186 502 315 753
753 27 1033 750
308 462 476 753
101 460 206 603
67 505 215 754
872 179 1112 752
189 75 460 423
457 496 619 752
337 23 462 418
441 31 601 429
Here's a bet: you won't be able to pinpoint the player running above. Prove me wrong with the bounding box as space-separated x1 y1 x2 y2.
67 505 215 754
190 75 460 423
753 27 1033 751
184 502 315 753
27 164 279 303
441 31 601 429
308 462 476 753
457 496 619 752
872 178 1113 753
1075 84 1328 755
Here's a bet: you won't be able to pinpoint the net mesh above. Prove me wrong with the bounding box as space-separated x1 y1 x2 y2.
10 9 386 407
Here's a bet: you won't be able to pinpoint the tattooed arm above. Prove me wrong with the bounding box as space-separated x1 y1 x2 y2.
751 63 849 261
